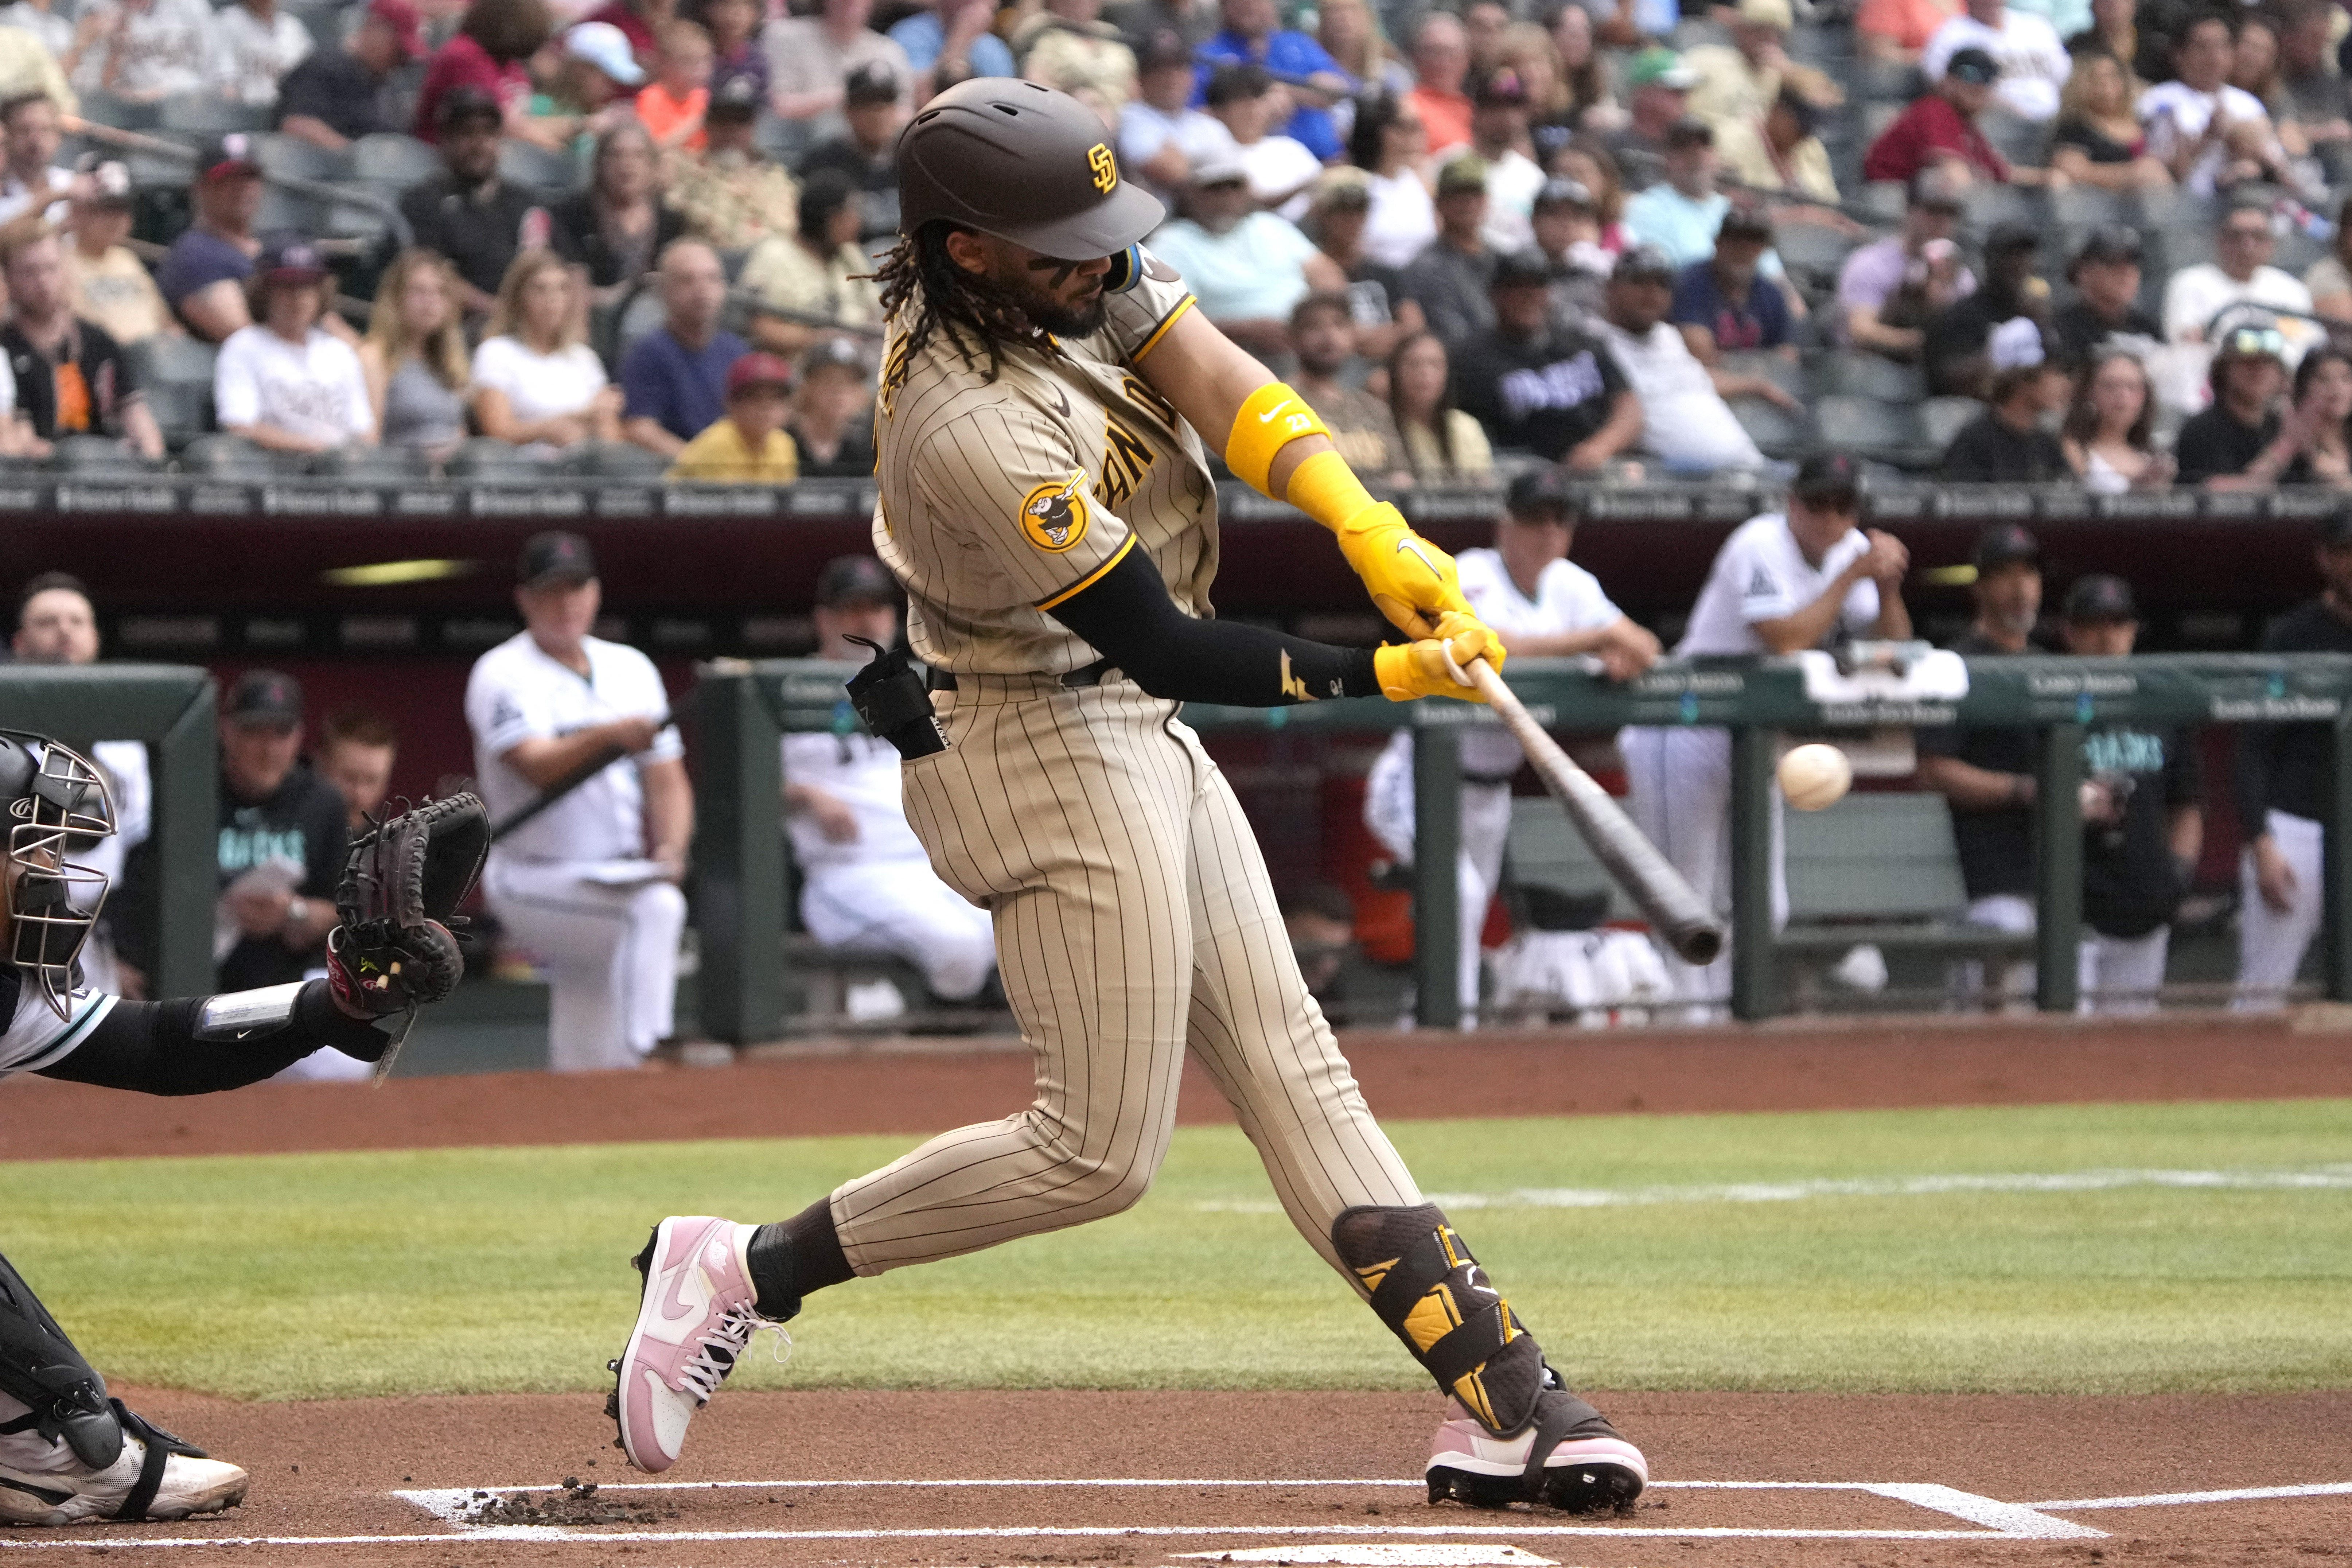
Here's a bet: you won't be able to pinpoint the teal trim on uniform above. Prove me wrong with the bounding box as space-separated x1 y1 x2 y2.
19 993 119 1075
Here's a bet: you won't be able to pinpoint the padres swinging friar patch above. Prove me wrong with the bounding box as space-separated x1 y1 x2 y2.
1019 471 1092 553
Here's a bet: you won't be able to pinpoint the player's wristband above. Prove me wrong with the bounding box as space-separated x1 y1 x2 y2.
1285 449 1384 538
1225 382 1331 498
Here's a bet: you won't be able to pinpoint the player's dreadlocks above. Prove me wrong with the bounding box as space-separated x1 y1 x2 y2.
873 224 1066 395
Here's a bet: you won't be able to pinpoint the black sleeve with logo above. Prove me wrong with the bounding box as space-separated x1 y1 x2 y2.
2081 723 2202 938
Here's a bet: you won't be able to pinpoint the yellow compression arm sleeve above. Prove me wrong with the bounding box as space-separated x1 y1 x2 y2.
1225 382 1331 498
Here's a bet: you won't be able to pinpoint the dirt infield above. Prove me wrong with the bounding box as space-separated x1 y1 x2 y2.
4 1386 2343 1566
5 1012 2351 1161
6 1016 2349 1565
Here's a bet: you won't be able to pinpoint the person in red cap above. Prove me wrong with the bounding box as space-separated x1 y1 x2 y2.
666 350 799 481
152 138 265 343
213 238 377 455
274 0 428 152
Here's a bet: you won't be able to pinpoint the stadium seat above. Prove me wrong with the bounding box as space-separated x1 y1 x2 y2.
128 336 219 446
1919 395 1986 453
309 447 431 481
1729 394 1815 459
1771 222 1858 283
1852 58 1919 102
498 139 579 193
445 438 550 479
254 184 326 235
569 440 669 478
286 0 347 51
349 133 441 187
1853 181 1906 225
77 90 160 132
254 132 352 183
1962 181 2044 236
1810 393 1931 467
1975 112 2047 166
2050 184 2131 228
179 434 283 478
159 95 270 136
1814 350 1925 403
50 436 159 474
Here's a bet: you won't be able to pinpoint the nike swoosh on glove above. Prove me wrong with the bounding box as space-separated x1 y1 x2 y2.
1372 611 1505 702
1334 502 1472 639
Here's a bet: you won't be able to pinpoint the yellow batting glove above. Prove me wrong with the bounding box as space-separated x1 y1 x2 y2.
1372 612 1503 703
1335 502 1472 641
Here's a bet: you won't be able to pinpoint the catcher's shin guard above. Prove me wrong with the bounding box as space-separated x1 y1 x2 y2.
0 1251 120 1471
1331 1205 1642 1511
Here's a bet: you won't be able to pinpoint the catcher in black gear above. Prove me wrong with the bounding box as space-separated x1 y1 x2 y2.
0 729 484 1525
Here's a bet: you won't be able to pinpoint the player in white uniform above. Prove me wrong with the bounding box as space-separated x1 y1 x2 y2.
464 532 692 1073
1363 470 1660 1019
1622 455 1911 1006
785 556 996 1005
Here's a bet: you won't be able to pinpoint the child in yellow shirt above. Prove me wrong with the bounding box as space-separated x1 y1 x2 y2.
669 351 801 482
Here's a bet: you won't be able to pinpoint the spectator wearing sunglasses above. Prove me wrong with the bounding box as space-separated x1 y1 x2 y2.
2174 322 2291 486
2161 199 2317 408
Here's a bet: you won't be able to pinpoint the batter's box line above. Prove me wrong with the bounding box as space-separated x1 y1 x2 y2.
386 1477 2105 1543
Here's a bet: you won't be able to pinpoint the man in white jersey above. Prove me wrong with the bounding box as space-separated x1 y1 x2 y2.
0 731 456 1525
1363 469 1660 1019
464 532 692 1073
1623 453 1911 1005
785 555 996 1005
611 79 1650 1517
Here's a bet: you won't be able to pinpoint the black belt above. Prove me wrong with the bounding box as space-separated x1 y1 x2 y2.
927 657 1117 693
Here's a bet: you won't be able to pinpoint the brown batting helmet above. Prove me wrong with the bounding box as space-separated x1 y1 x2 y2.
896 79 1164 259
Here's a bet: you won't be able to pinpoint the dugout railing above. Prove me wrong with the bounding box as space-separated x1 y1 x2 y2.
694 653 2352 1038
0 665 218 998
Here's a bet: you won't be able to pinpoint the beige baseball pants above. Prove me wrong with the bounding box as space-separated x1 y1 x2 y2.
827 673 1422 1279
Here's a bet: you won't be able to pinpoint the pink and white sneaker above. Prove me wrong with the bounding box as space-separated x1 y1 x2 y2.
607 1216 778 1473
1426 1401 1648 1513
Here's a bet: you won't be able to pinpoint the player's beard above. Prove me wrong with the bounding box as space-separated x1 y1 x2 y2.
1017 276 1110 340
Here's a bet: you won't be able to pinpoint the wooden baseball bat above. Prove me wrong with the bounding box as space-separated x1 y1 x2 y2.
1463 660 1725 965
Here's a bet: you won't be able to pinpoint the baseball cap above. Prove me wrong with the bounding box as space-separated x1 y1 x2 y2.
196 133 260 183
1138 28 1192 71
2217 319 2288 362
437 84 504 132
1972 522 2041 573
1507 467 1577 518
1987 315 2047 371
1737 0 1794 28
1791 451 1862 508
1626 46 1697 90
815 555 896 608
259 235 328 283
725 350 794 396
1611 244 1677 284
1491 249 1553 290
1310 166 1372 211
1909 166 1968 212
226 669 304 728
1945 46 2000 85
1192 149 1249 187
76 156 132 207
707 74 761 118
2069 224 2142 276
566 20 646 86
365 0 425 61
1718 205 1773 244
2063 573 2137 623
518 530 597 588
1986 221 2039 256
1474 68 1529 108
799 336 865 378
1204 61 1271 106
844 62 899 106
1436 154 1489 197
1533 176 1594 212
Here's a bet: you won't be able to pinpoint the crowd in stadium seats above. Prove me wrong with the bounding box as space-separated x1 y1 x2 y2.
0 0 2345 489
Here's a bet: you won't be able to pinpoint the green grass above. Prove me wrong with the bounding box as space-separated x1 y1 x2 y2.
2 1099 2347 1401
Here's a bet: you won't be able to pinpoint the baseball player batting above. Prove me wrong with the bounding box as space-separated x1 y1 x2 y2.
611 80 1647 1514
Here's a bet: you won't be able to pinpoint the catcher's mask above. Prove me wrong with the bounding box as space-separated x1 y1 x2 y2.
0 730 116 1019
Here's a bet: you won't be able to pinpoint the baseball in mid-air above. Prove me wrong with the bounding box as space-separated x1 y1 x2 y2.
1778 743 1853 812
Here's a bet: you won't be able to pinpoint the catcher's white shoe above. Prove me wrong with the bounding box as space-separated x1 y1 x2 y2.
0 1425 247 1526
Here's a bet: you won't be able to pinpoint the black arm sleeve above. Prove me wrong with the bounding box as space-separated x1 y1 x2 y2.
1046 542 1383 707
34 981 394 1096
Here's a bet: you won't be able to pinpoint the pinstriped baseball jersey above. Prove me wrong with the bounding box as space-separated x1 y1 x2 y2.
872 256 1220 676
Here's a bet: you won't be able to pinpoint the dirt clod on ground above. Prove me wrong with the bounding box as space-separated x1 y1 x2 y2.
459 1480 661 1527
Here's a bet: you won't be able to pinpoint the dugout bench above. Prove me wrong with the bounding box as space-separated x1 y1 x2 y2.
694 653 2352 1037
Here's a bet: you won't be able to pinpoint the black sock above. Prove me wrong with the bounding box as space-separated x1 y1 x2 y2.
745 1198 853 1319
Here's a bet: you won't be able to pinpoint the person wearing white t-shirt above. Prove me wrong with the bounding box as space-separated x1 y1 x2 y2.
1623 456 1912 1009
465 532 693 1074
2138 13 2285 195
70 0 227 102
2159 201 2318 410
0 96 74 227
1119 33 1232 198
784 557 996 1011
469 249 621 451
1595 246 1773 474
1922 0 2069 122
1204 61 1324 221
212 239 376 454
1364 470 1660 1022
213 0 311 106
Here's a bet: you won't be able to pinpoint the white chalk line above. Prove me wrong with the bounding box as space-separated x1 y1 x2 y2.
2031 1481 2352 1511
1193 1164 2352 1214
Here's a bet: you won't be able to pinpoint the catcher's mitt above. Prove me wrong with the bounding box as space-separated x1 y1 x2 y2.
326 794 489 1041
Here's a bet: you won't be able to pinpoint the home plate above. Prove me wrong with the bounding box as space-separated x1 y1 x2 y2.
1176 1547 1558 1565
